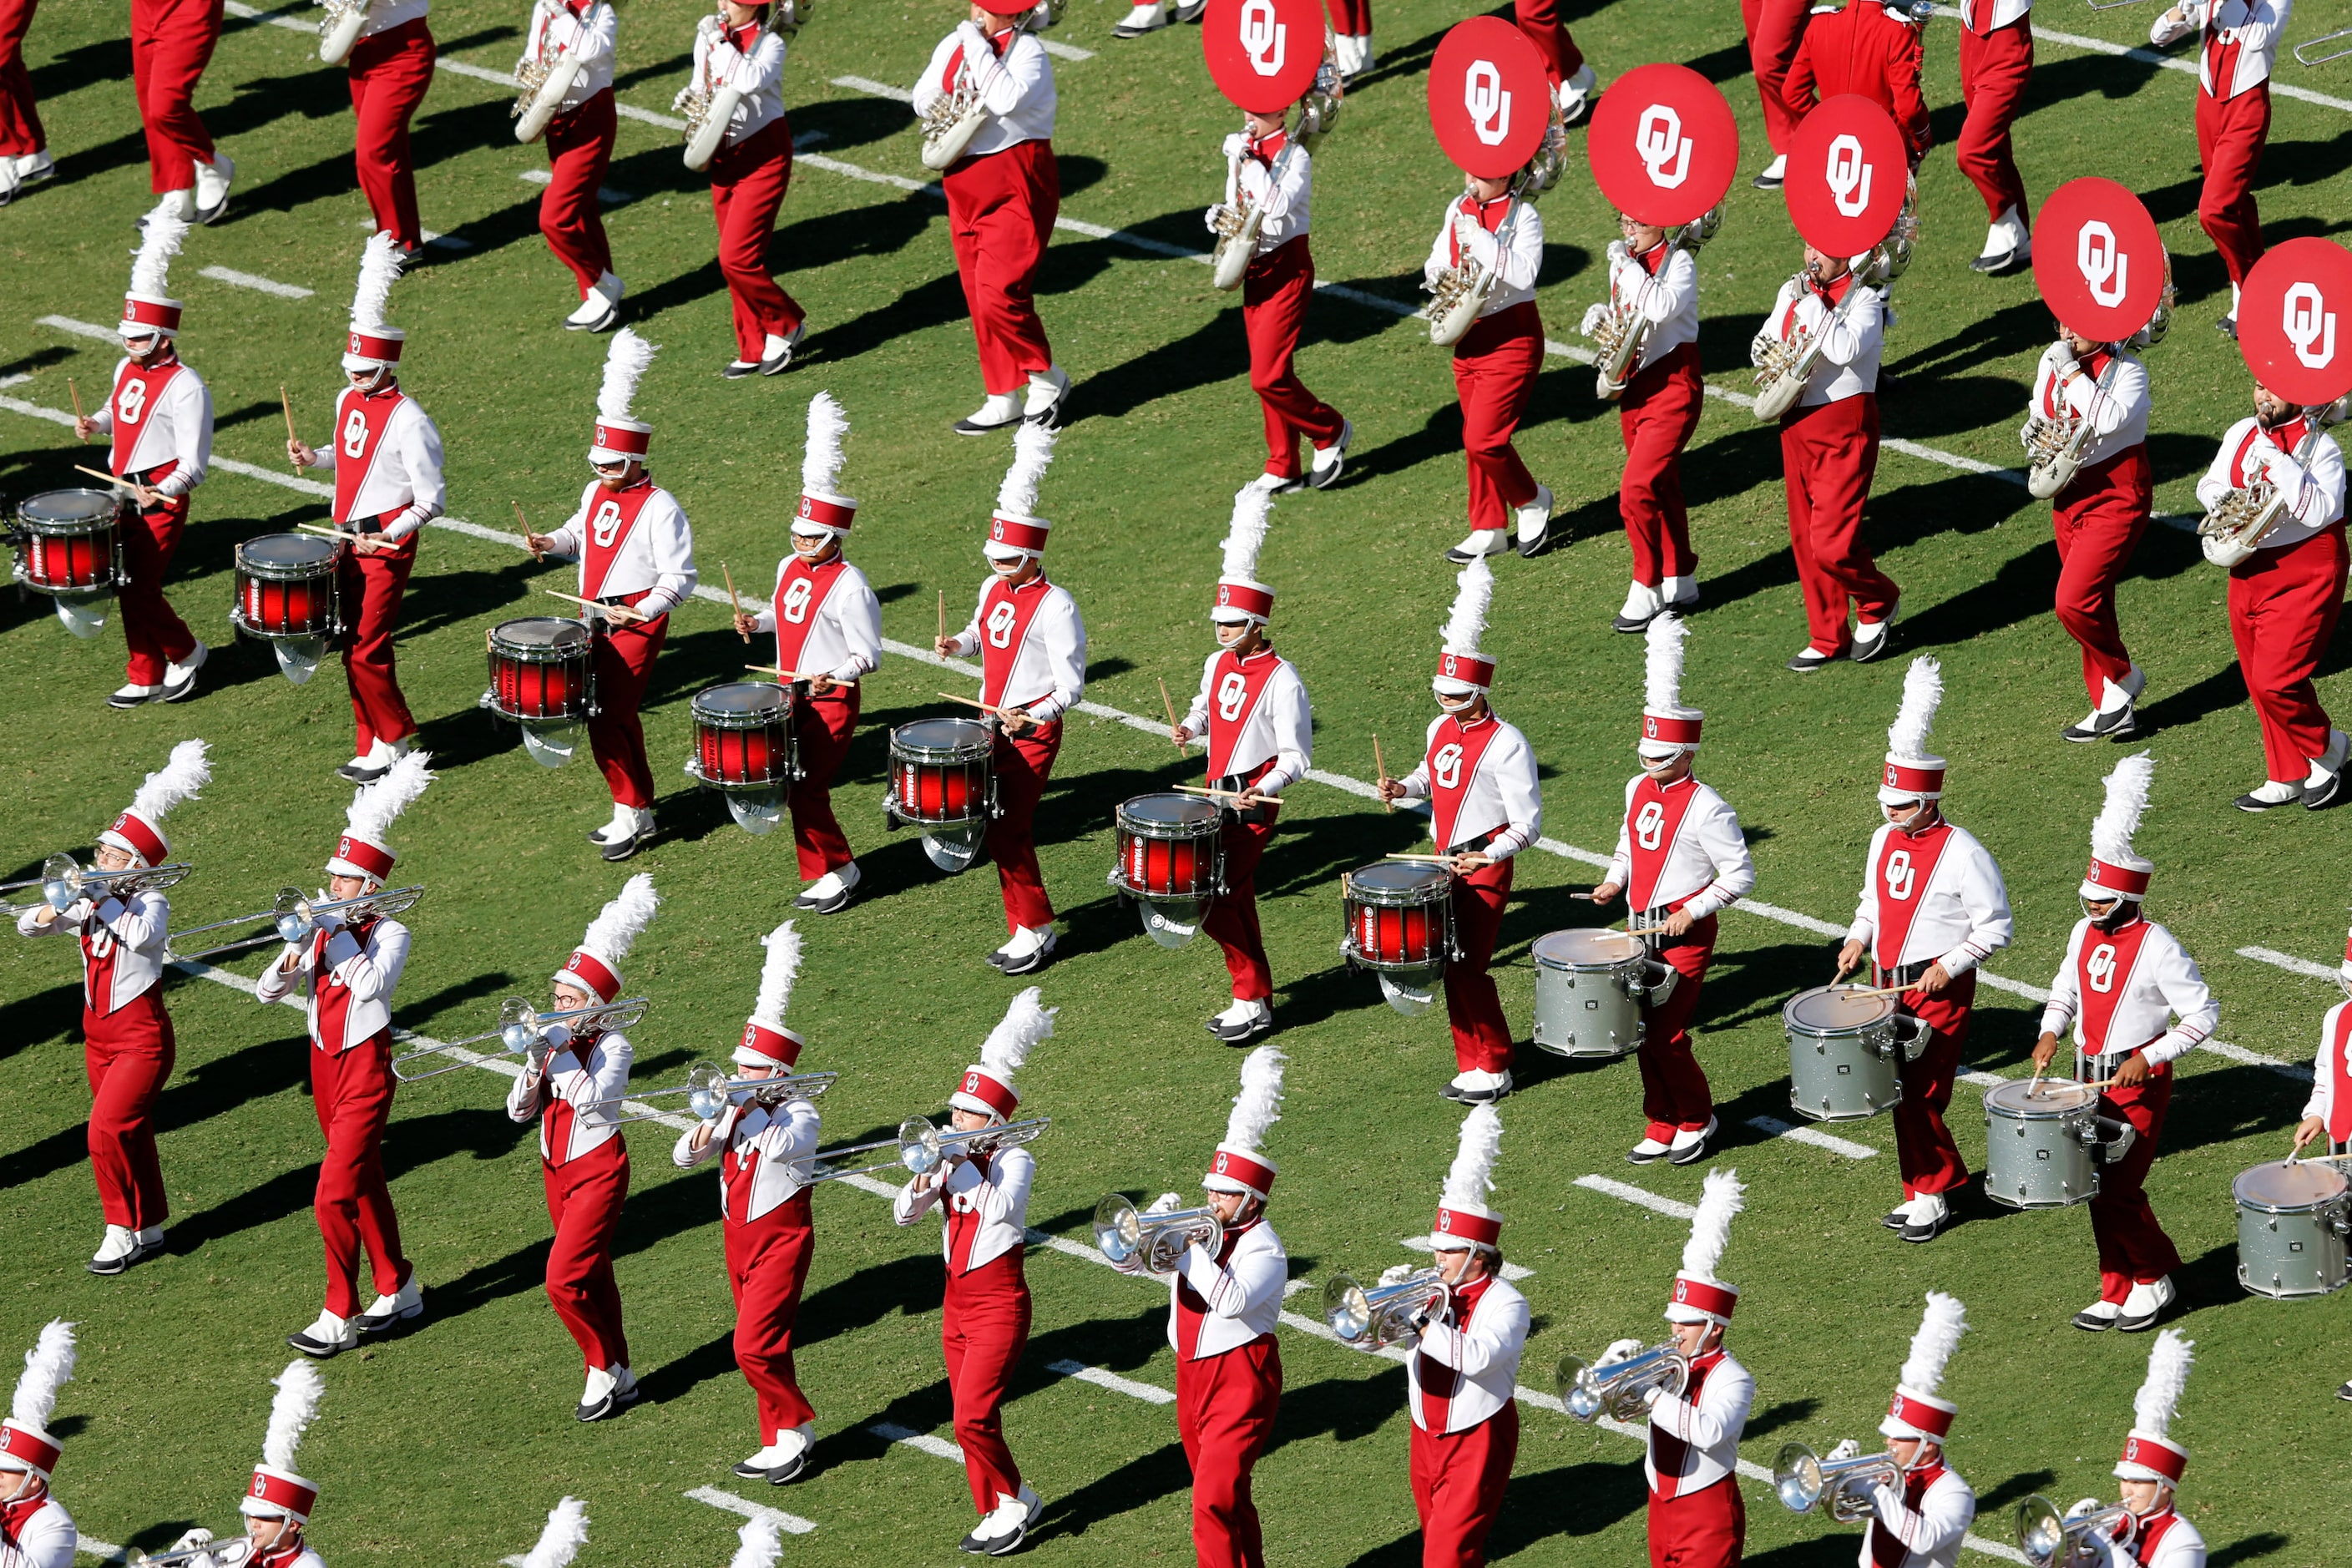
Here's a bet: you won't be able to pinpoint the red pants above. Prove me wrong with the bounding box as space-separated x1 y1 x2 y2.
1177 1337 1282 1568
2195 85 2269 288
2092 1073 2181 1303
1245 240 1345 480
589 610 667 810
711 117 804 361
2229 524 2348 781
1202 806 1278 1002
1454 302 1543 533
132 0 220 193
1742 0 1807 154
336 544 417 756
542 89 616 296
2051 445 2151 705
1647 1475 1745 1568
1887 972 1973 1200
1781 394 1894 654
985 721 1060 932
346 18 433 248
944 138 1059 396
943 1251 1030 1514
1956 22 2031 221
790 686 859 878
120 493 198 685
1323 0 1369 33
1637 920 1717 1138
1619 344 1703 585
727 1192 817 1438
542 1138 630 1373
1510 0 1581 87
310 1032 408 1318
1447 859 1514 1075
84 990 173 1231
1410 1403 1519 1568
0 0 42 158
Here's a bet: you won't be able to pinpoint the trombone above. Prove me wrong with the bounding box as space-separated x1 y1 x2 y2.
0 852 193 916
609 1061 836 1124
135 1538 254 1568
164 883 425 962
1323 1267 1448 1350
807 1115 1051 1183
2016 1495 2136 1568
1093 1192 1220 1273
1773 1441 1904 1521
2298 25 2352 64
1555 1342 1690 1423
389 995 650 1083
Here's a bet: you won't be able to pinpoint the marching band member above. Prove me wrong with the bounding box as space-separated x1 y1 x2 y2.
2150 0 2284 335
685 3 805 377
1783 0 1932 168
734 394 879 913
2195 381 2349 809
134 0 232 223
215 1362 331 1568
1515 0 1596 123
520 0 624 331
15 740 209 1274
1743 0 1808 186
0 0 49 207
2072 1331 2206 1568
76 215 211 707
1326 0 1373 83
1112 0 1206 40
1855 1293 1976 1568
1836 660 2012 1243
1757 242 1899 669
1591 620 1754 1166
2031 325 2153 742
1957 0 2035 273
336 0 436 251
893 989 1054 1555
674 926 824 1485
934 424 1086 975
288 236 442 784
259 751 436 1358
2293 940 2352 1338
2031 755 2216 1332
1588 213 1703 629
1398 1105 1528 1568
1174 488 1312 1044
1426 171 1551 564
525 329 700 861
0 1322 77 1568
508 874 659 1422
913 0 1071 433
1377 559 1543 1105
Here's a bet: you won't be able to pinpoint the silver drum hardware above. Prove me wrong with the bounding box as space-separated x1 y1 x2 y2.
1783 986 1930 1122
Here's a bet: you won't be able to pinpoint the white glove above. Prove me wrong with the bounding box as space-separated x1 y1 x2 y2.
696 13 726 38
526 1035 552 1070
169 1531 214 1554
1828 1438 1861 1462
1750 331 1778 371
2149 3 2198 48
2065 1498 2107 1520
1146 1191 1182 1216
1874 1479 1906 1518
1204 204 1228 234
1596 1337 1645 1368
1378 1262 1417 1287
672 85 694 110
1641 1383 1667 1408
1580 301 1610 337
1451 210 1482 248
1222 131 1248 159
956 18 991 51
1606 239 1629 265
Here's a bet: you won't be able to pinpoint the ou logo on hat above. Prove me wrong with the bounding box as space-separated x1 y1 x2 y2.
1644 716 1661 738
1437 1210 1455 1232
740 1022 759 1048
963 1070 982 1093
1217 584 1233 605
1238 0 1285 76
1214 1151 1232 1173
1673 1278 1690 1302
1636 104 1692 190
1465 60 1511 147
1442 654 1462 677
1825 134 1873 219
2286 281 2339 371
565 953 588 974
2077 221 2129 310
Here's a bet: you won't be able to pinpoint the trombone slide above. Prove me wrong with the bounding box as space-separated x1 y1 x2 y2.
2297 25 2352 63
164 884 425 963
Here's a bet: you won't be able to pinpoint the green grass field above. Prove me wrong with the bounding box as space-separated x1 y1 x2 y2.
7 1 2352 1564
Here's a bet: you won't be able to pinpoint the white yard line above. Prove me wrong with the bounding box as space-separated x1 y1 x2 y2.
2239 945 2340 982
1038 38 1092 62
73 1537 126 1564
1747 1115 1877 1160
1399 1235 1534 1280
831 73 911 103
1572 1175 1698 1221
869 1421 967 1461
198 266 314 300
515 169 636 203
1045 1358 1176 1404
38 314 119 343
681 1486 819 1535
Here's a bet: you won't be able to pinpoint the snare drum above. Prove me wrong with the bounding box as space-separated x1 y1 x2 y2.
1983 1080 2107 1209
687 681 797 792
231 534 340 639
12 488 122 593
886 718 995 827
1532 929 1658 1060
1783 986 1929 1122
2233 1159 2352 1299
485 617 596 723
1341 862 1455 974
1113 794 1222 899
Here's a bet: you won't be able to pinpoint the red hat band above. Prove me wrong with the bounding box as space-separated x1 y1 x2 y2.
248 1467 318 1519
741 1021 802 1067
1644 714 1702 746
2120 1434 2187 1483
1216 582 1275 618
958 1068 1019 1117
1888 1390 1955 1439
332 835 396 881
1883 761 1946 796
122 296 182 333
2084 858 2152 898
0 1422 61 1477
1670 1274 1738 1321
1209 1148 1277 1195
1436 652 1496 687
989 515 1050 553
346 330 403 364
1433 1206 1502 1247
798 493 857 530
109 810 169 867
562 951 620 1003
593 422 651 458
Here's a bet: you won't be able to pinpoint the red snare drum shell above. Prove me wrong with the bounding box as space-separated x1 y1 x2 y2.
1356 900 1434 965
26 529 109 589
1123 827 1209 898
700 719 786 785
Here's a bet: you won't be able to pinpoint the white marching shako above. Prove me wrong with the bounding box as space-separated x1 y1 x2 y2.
1530 929 1669 1060
1782 985 1930 1122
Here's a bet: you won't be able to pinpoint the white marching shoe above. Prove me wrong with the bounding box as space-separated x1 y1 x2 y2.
955 391 1023 436
108 681 162 709
761 325 805 375
990 924 1058 976
1752 153 1787 190
566 271 624 331
161 640 208 701
1970 205 2031 275
356 1267 424 1335
1513 483 1554 557
89 1223 164 1275
194 154 235 224
2303 729 2349 810
1308 418 1351 489
1333 33 1374 81
1614 580 1663 634
1556 63 1596 125
151 189 196 224
578 1363 640 1422
599 804 655 861
1024 364 1070 427
1662 574 1698 610
1111 0 1166 36
288 1309 357 1358
2117 1276 2175 1332
796 861 862 913
1206 997 1272 1044
961 1487 1042 1556
1444 529 1510 564
1445 1068 1514 1105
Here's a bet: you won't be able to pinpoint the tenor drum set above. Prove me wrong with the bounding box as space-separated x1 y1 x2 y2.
230 533 341 684
9 488 124 639
684 680 799 835
1530 929 1670 1060
1107 792 1224 948
1981 1079 2135 1210
2233 1157 2352 1299
482 616 598 768
1340 861 1457 1018
1782 986 1930 1122
884 717 997 873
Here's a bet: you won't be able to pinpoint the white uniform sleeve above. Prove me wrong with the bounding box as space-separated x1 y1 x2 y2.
380 408 447 542
2194 420 2248 513
2066 356 2147 440
1413 1286 1530 1378
2303 1006 2342 1123
1183 650 1216 734
832 570 883 680
2144 935 2218 1066
970 1145 1034 1229
1259 665 1313 793
894 1172 944 1225
1937 837 2014 977
1847 827 1884 948
1647 1353 1753 1450
1817 286 1884 367
1631 246 1699 325
2270 431 2349 528
153 370 212 497
911 31 955 116
980 28 1049 115
1177 1235 1285 1318
639 492 700 618
323 921 411 1004
581 1032 635 1110
1870 1474 1975 1560
1248 145 1310 248
2041 923 2087 1038
1025 590 1086 721
1679 797 1756 919
1605 777 1636 888
255 941 311 1004
2151 0 2205 47
673 1103 738 1169
1485 727 1543 860
11 1503 76 1568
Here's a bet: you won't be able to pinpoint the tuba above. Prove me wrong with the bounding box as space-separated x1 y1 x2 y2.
1554 1342 1689 1423
921 1 1062 172
514 1 610 144
1425 108 1568 348
1093 1193 1220 1273
2198 402 2346 568
1589 205 1723 401
1323 1267 1447 1349
1772 1441 1904 1521
2015 1496 2137 1568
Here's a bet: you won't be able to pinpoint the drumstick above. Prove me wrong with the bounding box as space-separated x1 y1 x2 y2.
1836 983 1919 1000
71 463 128 490
1383 852 1456 864
546 588 644 624
937 589 946 645
2026 1062 2048 1099
68 378 84 423
723 561 748 642
1158 676 1185 750
1373 733 1393 814
746 664 836 684
937 690 1012 717
281 385 300 473
1172 782 1248 802
513 501 543 561
296 522 363 542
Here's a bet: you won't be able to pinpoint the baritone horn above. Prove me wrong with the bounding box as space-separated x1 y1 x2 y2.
1323 1267 1447 1349
1773 1441 1903 1521
1588 205 1724 400
2015 1495 2136 1568
0 852 192 916
163 883 425 963
1555 1342 1689 1423
388 995 651 1083
609 1060 839 1123
1093 1193 1219 1272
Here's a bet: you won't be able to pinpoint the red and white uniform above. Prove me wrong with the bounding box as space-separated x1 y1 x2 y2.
913 22 1059 397
1511 0 1584 94
521 0 619 302
544 476 698 812
1405 1272 1529 1568
1223 130 1344 483
691 17 803 364
17 890 176 1232
1765 271 1898 657
90 348 210 688
0 1490 76 1568
2299 995 2352 1146
1604 774 1754 1140
1956 0 2034 224
306 382 443 758
1606 238 1703 594
1425 195 1546 535
895 1146 1035 1518
2107 1503 2208 1568
2033 343 2152 709
132 0 220 199
1783 0 1930 163
1745 0 1811 156
341 0 436 248
1182 646 1312 1004
1861 1460 1976 1568
2155 0 2286 288
675 1093 822 1443
2039 915 2217 1307
946 574 1087 935
255 914 415 1319
2197 413 2349 785
1644 1348 1753 1568
245 1540 324 1568
752 552 880 880
1393 711 1543 1075
506 1024 632 1378
0 0 43 173
1166 1217 1286 1568
1847 818 2012 1204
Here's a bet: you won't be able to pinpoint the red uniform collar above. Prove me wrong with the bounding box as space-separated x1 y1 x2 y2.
1635 238 1671 276
1808 271 1854 306
1247 129 1287 164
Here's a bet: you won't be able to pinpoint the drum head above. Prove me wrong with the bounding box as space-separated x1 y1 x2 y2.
1985 1079 2098 1117
18 489 118 529
1784 986 1896 1032
1534 929 1642 969
1120 793 1219 830
895 717 992 755
2235 1159 2349 1211
493 616 591 654
239 533 337 569
696 680 787 718
1348 861 1452 898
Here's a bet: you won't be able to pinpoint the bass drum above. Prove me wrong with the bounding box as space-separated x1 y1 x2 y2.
2234 1160 2352 1299
11 488 124 638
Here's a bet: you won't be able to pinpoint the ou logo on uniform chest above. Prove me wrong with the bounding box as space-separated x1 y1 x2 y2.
1825 134 1873 219
780 575 815 625
1216 670 1251 723
2286 281 2339 370
984 599 1020 649
1238 0 1285 75
341 407 370 459
2086 942 2119 994
1464 60 1511 146
2076 220 2129 309
116 377 149 425
589 498 625 549
1432 742 1467 791
1884 849 1915 901
1634 799 1667 852
1635 104 1692 190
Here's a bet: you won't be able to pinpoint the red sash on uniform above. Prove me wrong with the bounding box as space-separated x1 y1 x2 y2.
1870 820 1953 970
80 918 124 1015
771 554 848 674
1778 272 1854 340
1428 714 1504 852
978 575 1053 710
331 385 411 527
944 1151 993 1273
2041 351 2114 420
2229 417 2309 489
542 1031 601 1166
724 1134 763 1226
1626 775 1702 913
1175 1219 1257 1359
1646 1347 1723 1499
0 1487 49 1550
580 476 661 599
1206 647 1282 778
1447 195 1511 268
2203 21 2243 99
1414 1273 1493 1432
2329 1007 2352 1145
311 916 384 1054
1868 1463 1946 1568
110 357 186 479
2076 918 2154 1056
940 23 1015 94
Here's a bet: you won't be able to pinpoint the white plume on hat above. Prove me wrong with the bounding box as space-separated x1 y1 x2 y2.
9 1322 75 1432
261 1360 324 1474
727 1515 783 1568
802 393 850 496
2092 751 2155 867
1645 615 1688 713
343 750 435 848
1221 485 1273 584
981 986 1055 1076
579 873 660 969
996 422 1057 519
1440 555 1493 660
1440 1102 1503 1211
129 738 212 824
522 1497 589 1568
2132 1329 2193 1442
1898 1292 1968 1399
349 231 405 334
129 212 190 300
1680 1167 1744 1282
597 328 658 423
1888 656 1943 760
1222 1046 1286 1154
749 920 802 1032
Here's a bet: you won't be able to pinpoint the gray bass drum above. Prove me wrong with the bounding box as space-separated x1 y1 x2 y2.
1982 1080 2135 1209
1530 928 1670 1060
